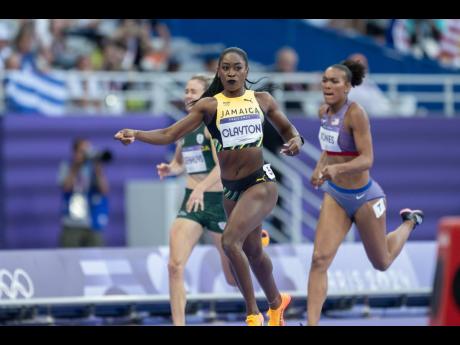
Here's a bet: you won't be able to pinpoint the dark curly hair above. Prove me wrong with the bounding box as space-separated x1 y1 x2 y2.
331 59 366 87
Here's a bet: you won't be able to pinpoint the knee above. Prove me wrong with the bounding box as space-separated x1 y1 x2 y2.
245 246 264 265
221 232 241 257
168 259 185 277
311 251 334 272
371 259 390 272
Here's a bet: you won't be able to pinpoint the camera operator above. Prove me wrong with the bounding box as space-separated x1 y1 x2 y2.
57 138 111 247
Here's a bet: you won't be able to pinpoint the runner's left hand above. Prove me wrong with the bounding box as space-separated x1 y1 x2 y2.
320 165 339 183
186 187 205 212
280 136 302 156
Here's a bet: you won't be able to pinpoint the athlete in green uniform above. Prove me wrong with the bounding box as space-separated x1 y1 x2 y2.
155 75 235 325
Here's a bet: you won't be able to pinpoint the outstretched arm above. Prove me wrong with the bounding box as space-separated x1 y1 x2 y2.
114 98 214 146
257 92 304 156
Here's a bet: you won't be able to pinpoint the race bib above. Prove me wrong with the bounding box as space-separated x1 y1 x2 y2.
220 114 263 148
372 198 386 219
182 145 207 174
318 126 340 151
263 164 276 180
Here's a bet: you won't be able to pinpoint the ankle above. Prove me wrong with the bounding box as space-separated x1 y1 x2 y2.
404 219 416 228
247 307 260 316
268 294 282 309
247 311 261 319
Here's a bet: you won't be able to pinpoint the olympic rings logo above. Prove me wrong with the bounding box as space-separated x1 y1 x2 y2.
0 268 34 299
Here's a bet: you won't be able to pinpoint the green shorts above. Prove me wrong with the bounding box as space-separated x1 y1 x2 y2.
176 188 227 233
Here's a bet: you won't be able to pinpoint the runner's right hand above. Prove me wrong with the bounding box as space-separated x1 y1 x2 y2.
114 129 136 145
156 163 171 179
310 169 324 189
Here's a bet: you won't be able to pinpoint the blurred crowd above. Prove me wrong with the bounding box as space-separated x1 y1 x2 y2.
0 19 455 117
306 19 460 69
2 19 459 75
0 19 174 73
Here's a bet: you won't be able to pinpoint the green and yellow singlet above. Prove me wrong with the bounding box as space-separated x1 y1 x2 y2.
180 123 215 174
206 90 265 152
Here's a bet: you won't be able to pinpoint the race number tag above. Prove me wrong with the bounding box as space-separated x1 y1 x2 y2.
318 126 340 152
220 114 263 148
372 198 386 219
263 164 276 180
182 145 207 174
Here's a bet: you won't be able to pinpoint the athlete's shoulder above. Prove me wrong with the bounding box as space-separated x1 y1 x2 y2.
197 96 218 104
254 90 272 99
254 91 275 109
348 101 368 118
194 96 218 111
347 101 370 128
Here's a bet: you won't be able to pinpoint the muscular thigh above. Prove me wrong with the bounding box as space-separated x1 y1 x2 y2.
169 218 204 264
314 193 353 256
223 198 237 219
353 198 388 261
226 182 278 235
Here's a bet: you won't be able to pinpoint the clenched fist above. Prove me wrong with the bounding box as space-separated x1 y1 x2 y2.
114 129 137 145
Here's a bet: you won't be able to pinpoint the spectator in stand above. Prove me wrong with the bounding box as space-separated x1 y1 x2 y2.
272 46 309 115
68 54 102 113
263 46 308 238
112 19 150 71
438 19 460 69
393 19 445 61
112 19 170 72
347 52 417 117
0 22 13 71
365 20 390 45
68 19 103 43
13 21 38 68
47 19 75 69
140 19 171 72
346 53 392 117
101 39 125 72
407 19 445 61
99 39 128 113
204 53 219 73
